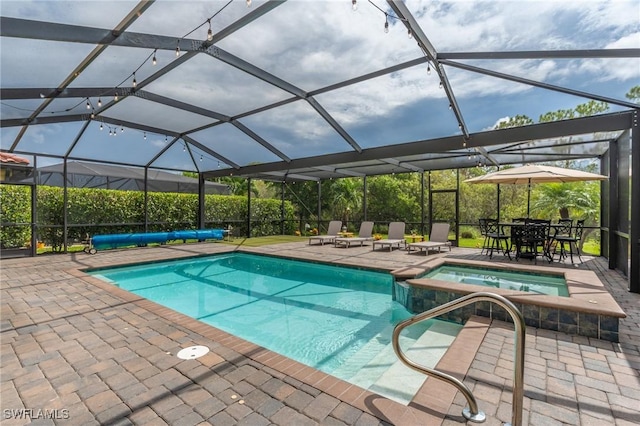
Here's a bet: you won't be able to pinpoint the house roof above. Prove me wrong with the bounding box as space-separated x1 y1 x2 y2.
0 152 30 165
33 161 230 194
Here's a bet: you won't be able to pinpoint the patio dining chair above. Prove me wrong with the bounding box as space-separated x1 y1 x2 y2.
485 219 511 260
517 221 551 264
549 219 572 260
552 219 585 264
478 218 491 255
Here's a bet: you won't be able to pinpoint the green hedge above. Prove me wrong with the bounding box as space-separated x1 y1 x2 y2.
0 185 31 249
1 185 295 251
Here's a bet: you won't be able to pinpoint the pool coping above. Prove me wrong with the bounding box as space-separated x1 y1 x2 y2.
391 257 626 319
68 250 491 425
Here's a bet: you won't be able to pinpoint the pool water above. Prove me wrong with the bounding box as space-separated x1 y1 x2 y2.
423 264 569 296
90 253 461 404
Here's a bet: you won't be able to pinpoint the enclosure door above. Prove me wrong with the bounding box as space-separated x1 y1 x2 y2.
429 189 458 246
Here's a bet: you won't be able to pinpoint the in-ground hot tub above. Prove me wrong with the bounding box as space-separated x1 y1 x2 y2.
422 263 569 296
391 258 626 342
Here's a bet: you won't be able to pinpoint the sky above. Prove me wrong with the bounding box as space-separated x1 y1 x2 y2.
1 0 638 172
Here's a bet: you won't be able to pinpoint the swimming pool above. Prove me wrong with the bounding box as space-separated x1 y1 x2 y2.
422 264 569 296
90 253 461 404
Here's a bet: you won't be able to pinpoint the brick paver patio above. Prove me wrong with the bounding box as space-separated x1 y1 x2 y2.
1 241 638 425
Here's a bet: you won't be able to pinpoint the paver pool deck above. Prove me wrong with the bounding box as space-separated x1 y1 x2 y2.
1 241 639 425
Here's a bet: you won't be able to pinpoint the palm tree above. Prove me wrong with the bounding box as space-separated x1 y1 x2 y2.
532 182 599 219
532 181 600 250
329 178 363 229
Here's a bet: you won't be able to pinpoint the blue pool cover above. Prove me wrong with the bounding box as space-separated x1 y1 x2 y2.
91 229 224 250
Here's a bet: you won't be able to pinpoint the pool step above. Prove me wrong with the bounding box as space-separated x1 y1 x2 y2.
330 323 399 382
368 320 461 404
338 320 461 405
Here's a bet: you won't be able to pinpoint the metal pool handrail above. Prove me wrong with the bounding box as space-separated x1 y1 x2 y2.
392 292 526 426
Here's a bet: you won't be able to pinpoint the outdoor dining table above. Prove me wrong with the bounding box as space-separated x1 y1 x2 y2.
498 221 560 263
498 221 564 230
499 222 563 229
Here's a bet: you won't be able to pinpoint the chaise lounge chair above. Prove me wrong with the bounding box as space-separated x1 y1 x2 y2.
334 221 374 248
407 222 451 254
308 220 342 245
372 222 406 251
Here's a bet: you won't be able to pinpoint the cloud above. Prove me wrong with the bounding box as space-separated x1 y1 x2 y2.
488 116 511 131
212 0 639 134
0 1 140 29
3 0 638 167
410 0 638 51
149 136 168 149
609 31 640 49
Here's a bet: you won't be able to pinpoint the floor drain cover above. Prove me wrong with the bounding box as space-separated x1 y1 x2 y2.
177 345 210 360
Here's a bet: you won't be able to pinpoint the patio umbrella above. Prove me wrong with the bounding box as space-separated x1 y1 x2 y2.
464 164 608 216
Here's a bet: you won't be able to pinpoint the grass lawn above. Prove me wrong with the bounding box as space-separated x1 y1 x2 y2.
35 236 302 254
457 236 599 255
35 234 600 254
221 235 304 247
458 237 485 249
